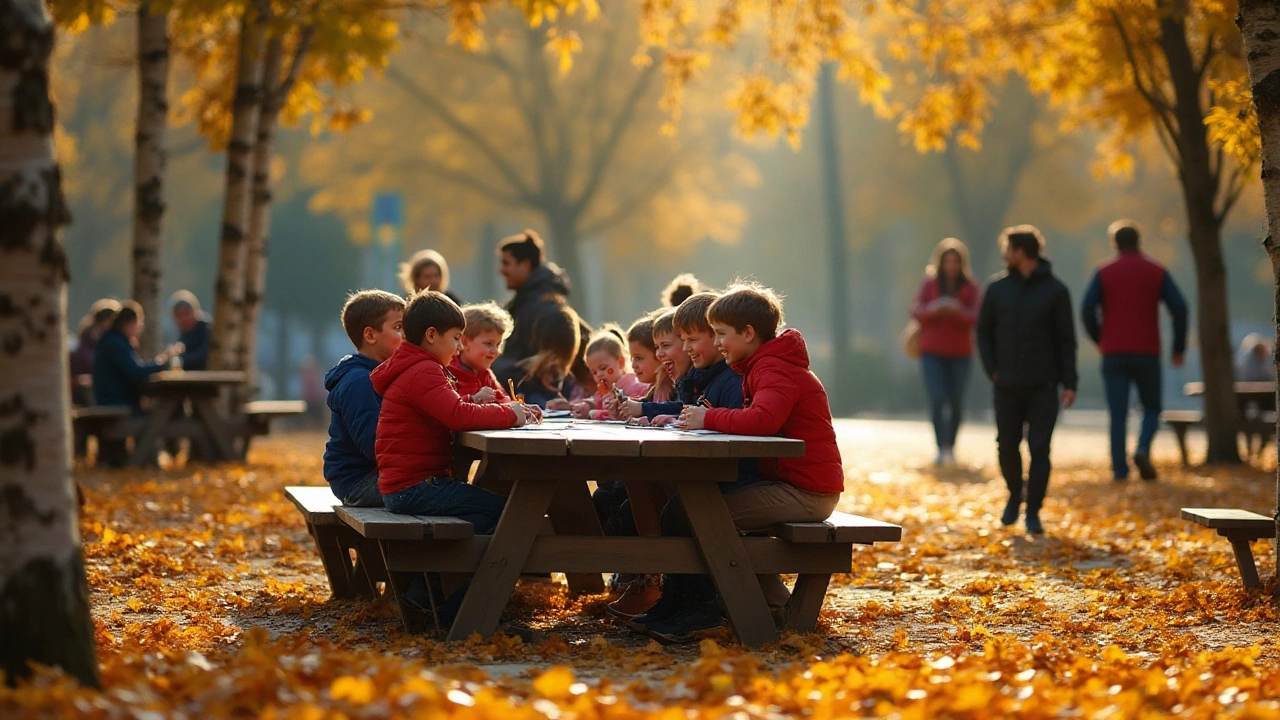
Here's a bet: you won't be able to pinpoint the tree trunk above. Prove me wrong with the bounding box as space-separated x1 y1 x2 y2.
208 4 267 377
1161 10 1242 464
237 37 283 406
546 210 585 312
818 63 851 414
1237 0 1280 580
131 1 169 357
0 0 98 688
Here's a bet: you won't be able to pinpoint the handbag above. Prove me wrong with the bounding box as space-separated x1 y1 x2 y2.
900 319 922 360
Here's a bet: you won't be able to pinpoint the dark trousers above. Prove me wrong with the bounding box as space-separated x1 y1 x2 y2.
592 481 637 536
1102 354 1162 479
921 353 971 450
994 384 1059 515
382 477 506 534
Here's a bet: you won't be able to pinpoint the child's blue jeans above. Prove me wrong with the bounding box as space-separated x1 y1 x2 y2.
383 477 507 534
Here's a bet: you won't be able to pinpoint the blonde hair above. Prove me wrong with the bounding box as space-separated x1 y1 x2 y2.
399 249 451 294
585 323 629 363
461 302 513 340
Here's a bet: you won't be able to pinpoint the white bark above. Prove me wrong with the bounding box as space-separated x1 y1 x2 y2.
209 4 267 375
0 0 98 686
132 1 169 357
1237 0 1280 582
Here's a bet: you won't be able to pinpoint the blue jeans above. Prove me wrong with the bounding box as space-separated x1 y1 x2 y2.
382 477 507 534
341 473 384 508
921 354 971 451
1102 354 1162 479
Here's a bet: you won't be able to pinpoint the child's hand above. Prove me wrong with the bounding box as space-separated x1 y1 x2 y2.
627 416 651 427
546 398 571 411
679 405 708 429
651 414 677 427
602 392 620 416
504 402 527 427
523 403 543 424
571 401 592 419
617 398 643 420
472 387 496 404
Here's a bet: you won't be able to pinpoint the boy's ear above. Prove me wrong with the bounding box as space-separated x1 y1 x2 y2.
362 325 378 346
743 325 757 343
422 326 438 344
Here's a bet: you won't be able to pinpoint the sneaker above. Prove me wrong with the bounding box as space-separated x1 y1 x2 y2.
1025 513 1044 535
1112 474 1128 482
941 449 956 464
626 587 684 633
401 577 434 614
605 576 662 620
609 573 638 593
647 600 725 645
934 451 946 466
1133 454 1157 481
1000 498 1020 527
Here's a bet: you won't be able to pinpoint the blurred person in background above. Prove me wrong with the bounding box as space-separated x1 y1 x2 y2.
400 249 460 305
1236 333 1275 383
493 230 577 386
1081 220 1188 482
170 290 210 371
93 301 175 466
70 298 121 405
909 239 980 465
661 273 705 308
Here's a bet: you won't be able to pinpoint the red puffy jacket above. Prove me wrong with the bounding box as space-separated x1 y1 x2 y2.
448 357 510 404
704 329 844 495
372 343 517 495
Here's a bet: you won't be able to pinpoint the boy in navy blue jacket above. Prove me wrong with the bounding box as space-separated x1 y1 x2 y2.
323 290 405 507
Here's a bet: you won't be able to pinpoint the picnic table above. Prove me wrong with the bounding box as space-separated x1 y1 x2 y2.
1164 382 1277 464
131 370 247 465
1183 381 1276 417
431 423 830 645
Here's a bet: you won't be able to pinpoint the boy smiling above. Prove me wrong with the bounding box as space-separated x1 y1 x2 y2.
450 302 514 405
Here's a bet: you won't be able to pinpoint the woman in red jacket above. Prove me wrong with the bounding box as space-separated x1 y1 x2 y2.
910 238 981 465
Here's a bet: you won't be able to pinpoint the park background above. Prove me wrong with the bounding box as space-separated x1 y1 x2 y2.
54 13 1274 417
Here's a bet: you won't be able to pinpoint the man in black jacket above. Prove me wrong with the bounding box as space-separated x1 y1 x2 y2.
491 229 576 386
977 226 1078 535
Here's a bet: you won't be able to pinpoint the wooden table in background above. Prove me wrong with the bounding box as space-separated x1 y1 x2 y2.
131 371 246 466
1183 381 1276 415
448 424 805 645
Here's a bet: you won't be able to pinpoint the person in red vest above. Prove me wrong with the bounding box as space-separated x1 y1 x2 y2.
1082 220 1189 482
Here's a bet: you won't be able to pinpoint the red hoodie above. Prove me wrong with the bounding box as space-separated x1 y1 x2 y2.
703 329 844 495
371 343 517 495
448 357 510 404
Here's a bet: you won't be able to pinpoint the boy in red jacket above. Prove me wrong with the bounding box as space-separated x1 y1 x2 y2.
637 283 844 644
450 302 513 405
371 291 534 528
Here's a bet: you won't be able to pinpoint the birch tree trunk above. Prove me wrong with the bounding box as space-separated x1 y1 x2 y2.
0 0 98 687
209 5 266 375
132 0 169 357
1237 0 1280 580
237 37 283 406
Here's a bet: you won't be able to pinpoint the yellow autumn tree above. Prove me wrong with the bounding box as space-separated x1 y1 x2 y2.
302 5 759 315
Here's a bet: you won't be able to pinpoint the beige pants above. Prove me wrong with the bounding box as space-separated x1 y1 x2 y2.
723 482 841 609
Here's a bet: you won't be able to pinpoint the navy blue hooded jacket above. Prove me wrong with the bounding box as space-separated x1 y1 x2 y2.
323 354 383 500
178 318 211 371
92 329 164 408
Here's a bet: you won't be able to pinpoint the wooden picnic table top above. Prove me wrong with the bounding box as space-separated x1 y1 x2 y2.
1183 381 1276 397
147 370 247 388
457 422 805 458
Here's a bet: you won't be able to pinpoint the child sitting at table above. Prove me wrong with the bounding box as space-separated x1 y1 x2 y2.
371 291 535 526
616 309 693 426
323 290 405 508
514 303 584 408
629 313 673 404
636 283 844 644
571 325 649 420
450 302 513 405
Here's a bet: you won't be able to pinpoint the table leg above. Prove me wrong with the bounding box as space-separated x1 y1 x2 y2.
548 481 607 595
624 482 668 536
190 396 239 462
674 481 779 646
447 478 560 641
130 396 181 466
785 573 832 633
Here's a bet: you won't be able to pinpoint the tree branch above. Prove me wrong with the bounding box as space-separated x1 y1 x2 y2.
1196 30 1216 80
572 61 658 215
579 154 681 236
1109 9 1182 165
1217 163 1249 227
385 66 536 202
276 24 315 100
416 159 528 206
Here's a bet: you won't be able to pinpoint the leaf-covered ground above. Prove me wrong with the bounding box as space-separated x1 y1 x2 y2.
7 418 1280 718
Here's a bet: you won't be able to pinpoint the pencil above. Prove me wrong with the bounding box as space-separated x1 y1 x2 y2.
699 398 712 408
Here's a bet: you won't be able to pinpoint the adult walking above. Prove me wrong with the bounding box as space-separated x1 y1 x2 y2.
910 238 981 465
400 249 461 304
1081 221 1188 481
491 230 575 386
977 226 1078 535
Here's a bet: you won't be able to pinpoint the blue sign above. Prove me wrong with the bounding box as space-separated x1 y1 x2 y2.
364 191 404 291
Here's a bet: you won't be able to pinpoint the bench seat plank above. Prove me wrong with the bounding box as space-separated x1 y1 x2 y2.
72 405 133 421
245 400 307 415
775 511 904 544
1182 507 1275 532
285 486 343 526
338 506 475 540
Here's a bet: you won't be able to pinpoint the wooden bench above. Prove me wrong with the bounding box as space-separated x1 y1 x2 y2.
239 400 308 458
284 486 389 601
1162 411 1275 465
71 405 142 461
1182 507 1275 589
337 504 903 636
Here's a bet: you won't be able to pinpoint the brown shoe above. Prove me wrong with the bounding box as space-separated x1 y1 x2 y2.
605 576 662 620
